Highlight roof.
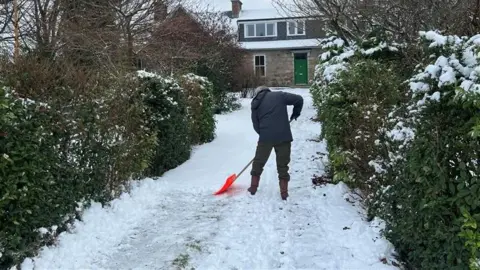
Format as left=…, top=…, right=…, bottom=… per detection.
left=227, top=8, right=306, bottom=21
left=236, top=9, right=285, bottom=21
left=239, top=39, right=321, bottom=50
left=222, top=7, right=306, bottom=32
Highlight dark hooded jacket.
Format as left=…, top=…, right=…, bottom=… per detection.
left=251, top=89, right=303, bottom=143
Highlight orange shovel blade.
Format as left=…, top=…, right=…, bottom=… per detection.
left=213, top=174, right=237, bottom=195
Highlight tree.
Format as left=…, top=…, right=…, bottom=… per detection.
left=273, top=0, right=480, bottom=43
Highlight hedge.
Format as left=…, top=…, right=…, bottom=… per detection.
left=310, top=35, right=405, bottom=193
left=311, top=31, right=480, bottom=269
left=0, top=70, right=217, bottom=268
left=137, top=71, right=192, bottom=177
left=0, top=76, right=155, bottom=268
left=178, top=73, right=216, bottom=145
left=377, top=32, right=480, bottom=269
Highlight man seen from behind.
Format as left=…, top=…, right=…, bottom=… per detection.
left=249, top=86, right=303, bottom=200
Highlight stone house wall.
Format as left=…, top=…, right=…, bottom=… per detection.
left=243, top=48, right=322, bottom=87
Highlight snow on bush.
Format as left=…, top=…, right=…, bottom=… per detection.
left=371, top=31, right=480, bottom=269
left=409, top=31, right=480, bottom=110
left=310, top=30, right=480, bottom=269
left=136, top=70, right=192, bottom=177
left=0, top=75, right=157, bottom=268
left=311, top=35, right=402, bottom=114
left=1, top=69, right=215, bottom=269
left=178, top=73, right=216, bottom=145
left=310, top=33, right=404, bottom=189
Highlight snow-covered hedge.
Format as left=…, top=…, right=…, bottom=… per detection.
left=375, top=31, right=480, bottom=269
left=0, top=76, right=155, bottom=268
left=137, top=70, right=191, bottom=176
left=1, top=70, right=217, bottom=268
left=178, top=73, right=216, bottom=145
left=310, top=34, right=404, bottom=192
left=311, top=31, right=480, bottom=269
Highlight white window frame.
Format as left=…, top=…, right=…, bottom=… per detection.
left=253, top=54, right=266, bottom=77
left=287, top=20, right=306, bottom=36
left=244, top=21, right=277, bottom=38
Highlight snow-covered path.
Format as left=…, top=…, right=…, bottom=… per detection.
left=23, top=88, right=398, bottom=270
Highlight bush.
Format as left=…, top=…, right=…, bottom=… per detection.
left=315, top=59, right=405, bottom=192
left=0, top=57, right=215, bottom=268
left=137, top=71, right=191, bottom=176
left=0, top=86, right=61, bottom=267
left=375, top=31, right=480, bottom=269
left=311, top=31, right=480, bottom=269
left=310, top=35, right=405, bottom=193
left=194, top=60, right=242, bottom=114
left=178, top=73, right=216, bottom=145
left=0, top=73, right=155, bottom=268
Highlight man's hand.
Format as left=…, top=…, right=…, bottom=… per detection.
left=290, top=113, right=300, bottom=121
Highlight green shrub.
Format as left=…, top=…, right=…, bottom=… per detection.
left=310, top=35, right=405, bottom=193
left=0, top=59, right=217, bottom=268
left=194, top=59, right=242, bottom=114
left=178, top=73, right=216, bottom=145
left=0, top=86, right=62, bottom=267
left=137, top=71, right=191, bottom=176
left=0, top=73, right=155, bottom=268
left=375, top=31, right=480, bottom=269
left=213, top=92, right=241, bottom=114
left=318, top=60, right=404, bottom=192
left=311, top=31, right=480, bottom=270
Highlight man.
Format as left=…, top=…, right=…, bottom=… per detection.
left=249, top=86, right=303, bottom=200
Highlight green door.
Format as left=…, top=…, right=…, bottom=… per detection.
left=294, top=53, right=308, bottom=85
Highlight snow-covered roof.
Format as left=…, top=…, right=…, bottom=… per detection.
left=236, top=9, right=284, bottom=21
left=239, top=38, right=321, bottom=50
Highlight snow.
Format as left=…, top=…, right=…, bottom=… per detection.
left=20, top=258, right=34, bottom=270
left=235, top=7, right=304, bottom=21
left=369, top=160, right=386, bottom=174
left=22, top=88, right=398, bottom=270
left=438, top=66, right=456, bottom=86
left=323, top=63, right=347, bottom=82
left=421, top=31, right=447, bottom=47
left=197, top=0, right=276, bottom=12
left=409, top=82, right=430, bottom=93
left=361, top=42, right=399, bottom=55
left=237, top=9, right=284, bottom=20
left=430, top=91, right=441, bottom=101
left=408, top=32, right=480, bottom=101
left=387, top=121, right=415, bottom=143
left=240, top=38, right=321, bottom=50
left=37, top=228, right=49, bottom=236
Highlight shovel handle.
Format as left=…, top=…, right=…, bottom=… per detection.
left=237, top=158, right=254, bottom=178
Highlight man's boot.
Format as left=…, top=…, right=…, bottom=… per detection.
left=248, top=175, right=260, bottom=195
left=279, top=179, right=288, bottom=200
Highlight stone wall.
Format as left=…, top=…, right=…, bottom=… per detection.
left=244, top=48, right=322, bottom=87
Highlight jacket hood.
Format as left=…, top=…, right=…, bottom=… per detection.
left=251, top=88, right=271, bottom=109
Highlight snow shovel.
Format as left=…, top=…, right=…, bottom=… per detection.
left=213, top=158, right=254, bottom=195
left=213, top=119, right=294, bottom=195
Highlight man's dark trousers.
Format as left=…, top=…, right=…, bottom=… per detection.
left=251, top=141, right=291, bottom=181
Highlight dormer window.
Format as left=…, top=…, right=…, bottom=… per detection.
left=287, top=20, right=305, bottom=36
left=244, top=22, right=276, bottom=38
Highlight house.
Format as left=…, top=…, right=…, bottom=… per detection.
left=224, top=0, right=326, bottom=86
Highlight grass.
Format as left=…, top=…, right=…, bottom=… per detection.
left=172, top=253, right=190, bottom=269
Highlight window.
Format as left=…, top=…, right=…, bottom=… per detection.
left=287, top=20, right=306, bottom=36
left=256, top=23, right=265, bottom=36
left=254, top=55, right=266, bottom=77
left=266, top=23, right=275, bottom=36
left=246, top=24, right=255, bottom=37
left=244, top=22, right=276, bottom=38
